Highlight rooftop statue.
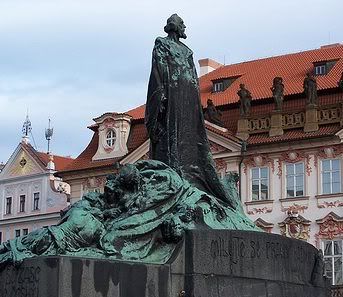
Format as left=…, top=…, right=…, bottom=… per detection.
left=303, top=72, right=318, bottom=106
left=271, top=77, right=284, bottom=111
left=237, top=83, right=252, bottom=117
left=0, top=15, right=259, bottom=269
left=204, top=99, right=224, bottom=127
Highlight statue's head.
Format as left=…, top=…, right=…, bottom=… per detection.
left=164, top=14, right=187, bottom=39
left=117, top=164, right=142, bottom=192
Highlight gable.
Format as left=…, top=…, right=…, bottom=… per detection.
left=0, top=145, right=46, bottom=180
left=120, top=127, right=242, bottom=166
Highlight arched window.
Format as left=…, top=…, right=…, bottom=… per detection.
left=106, top=130, right=116, bottom=147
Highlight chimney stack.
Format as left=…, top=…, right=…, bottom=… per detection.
left=198, top=58, right=222, bottom=76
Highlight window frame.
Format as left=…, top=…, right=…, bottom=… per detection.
left=251, top=167, right=269, bottom=201
left=23, top=228, right=29, bottom=236
left=285, top=162, right=305, bottom=198
left=19, top=194, right=26, bottom=212
left=5, top=196, right=12, bottom=215
left=33, top=192, right=40, bottom=210
left=321, top=159, right=342, bottom=195
left=105, top=129, right=116, bottom=147
left=315, top=64, right=327, bottom=75
left=322, top=239, right=343, bottom=285
left=213, top=81, right=224, bottom=93
left=15, top=229, right=21, bottom=238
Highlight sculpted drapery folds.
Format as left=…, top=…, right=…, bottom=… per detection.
left=145, top=14, right=234, bottom=207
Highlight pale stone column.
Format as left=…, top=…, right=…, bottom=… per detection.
left=236, top=118, right=249, bottom=141
left=304, top=105, right=319, bottom=132
left=269, top=111, right=284, bottom=137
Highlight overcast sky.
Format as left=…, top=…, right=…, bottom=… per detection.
left=0, top=0, right=342, bottom=163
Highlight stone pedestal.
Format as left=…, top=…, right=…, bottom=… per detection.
left=269, top=111, right=284, bottom=137
left=304, top=105, right=319, bottom=132
left=236, top=118, right=250, bottom=140
left=0, top=230, right=329, bottom=297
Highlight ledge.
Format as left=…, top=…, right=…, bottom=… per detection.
left=279, top=196, right=310, bottom=202
left=315, top=193, right=343, bottom=199
left=245, top=199, right=274, bottom=206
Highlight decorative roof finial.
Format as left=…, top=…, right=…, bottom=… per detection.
left=45, top=119, right=54, bottom=154
left=22, top=112, right=32, bottom=144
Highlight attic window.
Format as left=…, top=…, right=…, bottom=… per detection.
left=315, top=64, right=326, bottom=75
left=106, top=130, right=116, bottom=147
left=213, top=81, right=224, bottom=92
left=212, top=76, right=241, bottom=93
left=313, top=60, right=338, bottom=76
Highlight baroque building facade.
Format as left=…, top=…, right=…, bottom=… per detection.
left=58, top=43, right=343, bottom=286
left=0, top=138, right=73, bottom=243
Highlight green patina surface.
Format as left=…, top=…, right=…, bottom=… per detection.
left=0, top=160, right=260, bottom=267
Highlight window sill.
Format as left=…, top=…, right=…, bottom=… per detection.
left=245, top=199, right=274, bottom=206
left=279, top=196, right=309, bottom=202
left=316, top=193, right=343, bottom=199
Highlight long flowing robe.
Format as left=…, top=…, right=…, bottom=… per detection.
left=145, top=36, right=234, bottom=208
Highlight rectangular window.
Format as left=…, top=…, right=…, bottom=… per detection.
left=0, top=232, right=2, bottom=244
left=23, top=229, right=29, bottom=236
left=251, top=167, right=269, bottom=200
left=5, top=197, right=12, bottom=214
left=322, top=159, right=341, bottom=194
left=286, top=163, right=304, bottom=197
left=33, top=192, right=40, bottom=210
left=315, top=64, right=326, bottom=75
left=213, top=81, right=224, bottom=92
left=15, top=230, right=21, bottom=238
left=323, top=239, right=343, bottom=285
left=19, top=195, right=26, bottom=212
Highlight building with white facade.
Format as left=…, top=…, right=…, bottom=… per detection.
left=0, top=135, right=73, bottom=243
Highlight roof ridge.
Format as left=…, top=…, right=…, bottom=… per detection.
left=202, top=44, right=343, bottom=78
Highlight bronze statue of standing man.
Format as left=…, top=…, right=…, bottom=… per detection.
left=145, top=14, right=235, bottom=207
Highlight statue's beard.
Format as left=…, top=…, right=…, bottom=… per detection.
left=178, top=31, right=187, bottom=39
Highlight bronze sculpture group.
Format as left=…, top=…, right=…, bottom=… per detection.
left=0, top=14, right=258, bottom=268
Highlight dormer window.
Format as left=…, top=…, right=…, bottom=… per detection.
left=212, top=76, right=241, bottom=93
left=315, top=64, right=326, bottom=75
left=213, top=81, right=224, bottom=92
left=106, top=130, right=116, bottom=147
left=313, top=60, right=338, bottom=76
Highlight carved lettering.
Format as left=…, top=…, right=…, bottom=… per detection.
left=0, top=266, right=40, bottom=297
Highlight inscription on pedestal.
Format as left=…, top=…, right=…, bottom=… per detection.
left=0, top=265, right=41, bottom=297
left=187, top=230, right=317, bottom=285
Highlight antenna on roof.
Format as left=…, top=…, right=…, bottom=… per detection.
left=45, top=118, right=54, bottom=154
left=223, top=55, right=226, bottom=66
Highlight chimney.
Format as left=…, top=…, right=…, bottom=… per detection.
left=198, top=58, right=223, bottom=76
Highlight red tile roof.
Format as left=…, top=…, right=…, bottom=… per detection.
left=59, top=121, right=148, bottom=173
left=125, top=44, right=343, bottom=120
left=36, top=152, right=74, bottom=171
left=22, top=143, right=74, bottom=171
left=58, top=45, right=343, bottom=174
left=248, top=125, right=342, bottom=145
left=200, top=44, right=343, bottom=107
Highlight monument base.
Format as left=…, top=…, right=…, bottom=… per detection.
left=0, top=230, right=329, bottom=297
